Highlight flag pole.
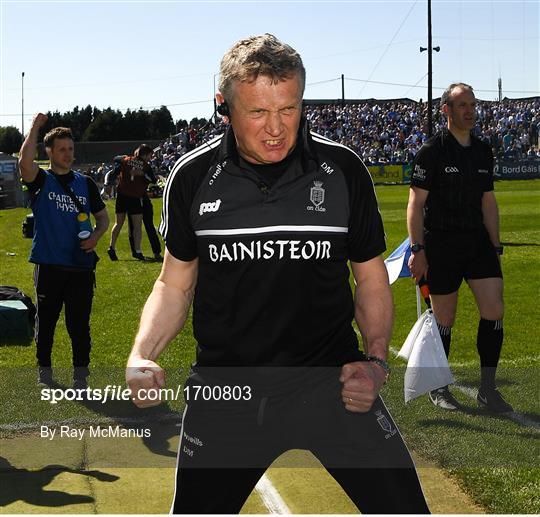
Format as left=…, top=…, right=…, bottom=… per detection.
left=416, top=284, right=422, bottom=319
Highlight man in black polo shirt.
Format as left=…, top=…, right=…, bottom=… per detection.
left=407, top=83, right=512, bottom=413
left=126, top=34, right=429, bottom=514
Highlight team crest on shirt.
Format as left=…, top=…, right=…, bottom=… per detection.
left=444, top=166, right=460, bottom=174
left=307, top=181, right=326, bottom=212
left=375, top=410, right=397, bottom=439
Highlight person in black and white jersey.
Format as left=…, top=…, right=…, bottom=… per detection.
left=126, top=34, right=429, bottom=514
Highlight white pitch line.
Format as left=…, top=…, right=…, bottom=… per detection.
left=453, top=384, right=477, bottom=399
left=255, top=474, right=291, bottom=514
left=453, top=383, right=540, bottom=430
left=390, top=344, right=540, bottom=431
left=390, top=343, right=539, bottom=367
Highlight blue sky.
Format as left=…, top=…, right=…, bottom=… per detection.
left=1, top=0, right=538, bottom=134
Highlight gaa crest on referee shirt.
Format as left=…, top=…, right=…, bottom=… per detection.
left=307, top=181, right=326, bottom=212
left=375, top=410, right=397, bottom=439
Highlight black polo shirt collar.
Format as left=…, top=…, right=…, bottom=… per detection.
left=442, top=128, right=481, bottom=150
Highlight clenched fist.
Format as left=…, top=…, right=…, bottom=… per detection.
left=32, top=112, right=48, bottom=129
left=126, top=356, right=166, bottom=408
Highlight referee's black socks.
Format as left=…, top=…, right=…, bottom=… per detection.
left=477, top=318, right=503, bottom=390
left=436, top=323, right=452, bottom=358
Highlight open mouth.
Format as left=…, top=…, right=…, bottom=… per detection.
left=265, top=139, right=283, bottom=146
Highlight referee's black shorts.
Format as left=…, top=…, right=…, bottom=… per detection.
left=115, top=193, right=143, bottom=215
left=425, top=227, right=502, bottom=295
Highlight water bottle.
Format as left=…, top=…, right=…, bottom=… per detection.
left=77, top=213, right=93, bottom=241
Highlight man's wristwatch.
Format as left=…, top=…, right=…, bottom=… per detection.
left=494, top=245, right=503, bottom=255
left=366, top=355, right=391, bottom=383
left=411, top=242, right=425, bottom=253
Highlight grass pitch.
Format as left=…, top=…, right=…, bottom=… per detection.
left=0, top=179, right=538, bottom=513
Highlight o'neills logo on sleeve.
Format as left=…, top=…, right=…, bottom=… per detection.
left=412, top=164, right=426, bottom=180
left=208, top=239, right=331, bottom=262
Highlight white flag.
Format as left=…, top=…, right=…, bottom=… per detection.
left=398, top=310, right=454, bottom=403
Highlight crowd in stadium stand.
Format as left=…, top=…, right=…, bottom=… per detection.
left=475, top=99, right=540, bottom=161
left=89, top=98, right=539, bottom=184
left=304, top=98, right=540, bottom=165
left=306, top=101, right=425, bottom=165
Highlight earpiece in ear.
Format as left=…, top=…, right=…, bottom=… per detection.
left=217, top=102, right=230, bottom=118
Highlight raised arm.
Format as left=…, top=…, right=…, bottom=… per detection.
left=19, top=113, right=48, bottom=183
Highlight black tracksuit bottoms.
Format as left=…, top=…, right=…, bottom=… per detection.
left=33, top=264, right=94, bottom=368
left=171, top=370, right=430, bottom=514
left=128, top=195, right=161, bottom=256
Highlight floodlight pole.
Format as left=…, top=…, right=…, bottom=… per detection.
left=420, top=0, right=440, bottom=137
left=427, top=0, right=433, bottom=137
left=213, top=73, right=219, bottom=124
left=21, top=72, right=25, bottom=137
left=341, top=74, right=345, bottom=107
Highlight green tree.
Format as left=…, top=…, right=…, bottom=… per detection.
left=118, top=109, right=148, bottom=140
left=189, top=117, right=208, bottom=129
left=0, top=126, right=23, bottom=154
left=148, top=106, right=175, bottom=139
left=82, top=108, right=123, bottom=141
left=32, top=104, right=188, bottom=142
left=175, top=119, right=188, bottom=131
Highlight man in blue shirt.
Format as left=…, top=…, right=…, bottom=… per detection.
left=19, top=113, right=109, bottom=388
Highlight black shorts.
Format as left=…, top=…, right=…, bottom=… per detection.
left=425, top=228, right=502, bottom=295
left=115, top=193, right=143, bottom=215
left=171, top=368, right=429, bottom=514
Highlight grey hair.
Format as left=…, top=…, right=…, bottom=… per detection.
left=218, top=33, right=305, bottom=105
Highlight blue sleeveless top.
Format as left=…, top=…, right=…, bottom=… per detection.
left=30, top=169, right=95, bottom=269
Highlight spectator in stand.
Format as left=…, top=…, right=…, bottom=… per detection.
left=502, top=131, right=513, bottom=151
left=153, top=98, right=538, bottom=171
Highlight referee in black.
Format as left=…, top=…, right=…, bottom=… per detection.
left=407, top=82, right=512, bottom=413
